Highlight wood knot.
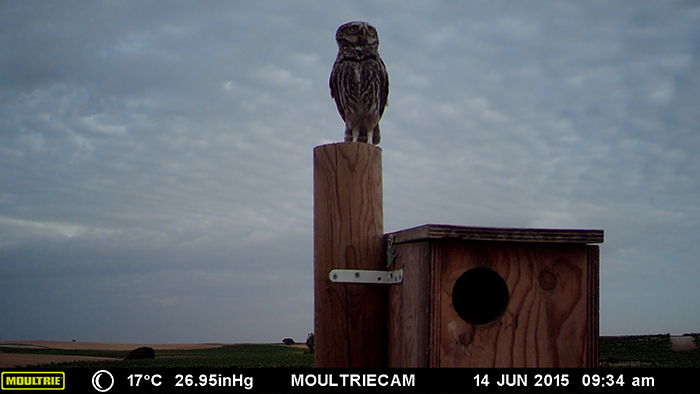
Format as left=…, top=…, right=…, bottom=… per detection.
left=539, top=270, right=557, bottom=291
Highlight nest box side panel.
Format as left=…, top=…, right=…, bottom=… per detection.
left=586, top=245, right=600, bottom=367
left=387, top=241, right=431, bottom=367
left=436, top=240, right=592, bottom=367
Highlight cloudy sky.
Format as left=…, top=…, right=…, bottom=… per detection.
left=1, top=1, right=699, bottom=344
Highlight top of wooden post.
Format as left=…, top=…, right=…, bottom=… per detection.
left=386, top=224, right=604, bottom=245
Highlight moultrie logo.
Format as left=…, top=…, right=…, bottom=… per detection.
left=1, top=371, right=65, bottom=390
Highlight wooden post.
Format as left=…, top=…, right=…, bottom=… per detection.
left=313, top=143, right=385, bottom=367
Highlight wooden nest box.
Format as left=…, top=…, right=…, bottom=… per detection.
left=385, top=224, right=603, bottom=368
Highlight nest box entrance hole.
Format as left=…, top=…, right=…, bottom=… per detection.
left=452, top=267, right=509, bottom=325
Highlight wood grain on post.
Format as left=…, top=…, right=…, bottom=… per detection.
left=313, top=142, right=385, bottom=367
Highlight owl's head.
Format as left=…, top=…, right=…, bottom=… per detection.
left=335, top=21, right=379, bottom=50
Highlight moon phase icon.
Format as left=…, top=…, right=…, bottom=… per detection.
left=92, top=370, right=114, bottom=392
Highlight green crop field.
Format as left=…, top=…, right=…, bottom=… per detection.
left=2, top=334, right=698, bottom=368
left=1, top=344, right=314, bottom=368
left=599, top=334, right=700, bottom=368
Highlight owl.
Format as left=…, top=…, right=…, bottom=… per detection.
left=330, top=21, right=389, bottom=145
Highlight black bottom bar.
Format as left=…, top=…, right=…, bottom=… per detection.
left=1, top=368, right=693, bottom=393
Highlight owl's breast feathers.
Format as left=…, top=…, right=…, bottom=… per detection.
left=329, top=53, right=389, bottom=121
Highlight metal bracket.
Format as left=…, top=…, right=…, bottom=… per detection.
left=329, top=269, right=403, bottom=284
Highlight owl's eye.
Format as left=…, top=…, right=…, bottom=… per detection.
left=349, top=25, right=359, bottom=32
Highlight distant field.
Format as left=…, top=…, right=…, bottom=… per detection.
left=599, top=334, right=700, bottom=368
left=0, top=343, right=313, bottom=368
left=1, top=334, right=698, bottom=368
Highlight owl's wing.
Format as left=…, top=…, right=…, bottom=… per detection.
left=377, top=57, right=389, bottom=119
left=329, top=60, right=350, bottom=122
left=329, top=63, right=338, bottom=100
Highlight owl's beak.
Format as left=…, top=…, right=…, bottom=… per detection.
left=360, top=26, right=368, bottom=36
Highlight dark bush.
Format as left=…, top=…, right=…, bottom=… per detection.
left=125, top=347, right=156, bottom=360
